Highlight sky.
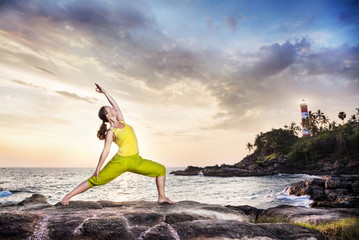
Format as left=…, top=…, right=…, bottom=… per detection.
left=0, top=0, right=358, bottom=168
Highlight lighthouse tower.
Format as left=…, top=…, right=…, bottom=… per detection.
left=300, top=99, right=310, bottom=137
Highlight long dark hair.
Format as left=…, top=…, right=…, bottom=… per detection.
left=97, top=106, right=108, bottom=140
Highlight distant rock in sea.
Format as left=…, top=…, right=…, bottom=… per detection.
left=1, top=193, right=358, bottom=239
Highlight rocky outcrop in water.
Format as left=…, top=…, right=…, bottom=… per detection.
left=170, top=155, right=316, bottom=177
left=170, top=151, right=359, bottom=177
left=286, top=174, right=359, bottom=208
left=1, top=194, right=358, bottom=239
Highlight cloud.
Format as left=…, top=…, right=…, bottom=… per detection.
left=206, top=16, right=220, bottom=33
left=204, top=38, right=359, bottom=130
left=252, top=41, right=297, bottom=77
left=0, top=0, right=153, bottom=30
left=297, top=44, right=359, bottom=80
left=223, top=16, right=237, bottom=32
left=10, top=79, right=98, bottom=104
left=56, top=91, right=98, bottom=104
left=11, top=79, right=47, bottom=90
left=1, top=1, right=358, bottom=132
left=33, top=66, right=56, bottom=76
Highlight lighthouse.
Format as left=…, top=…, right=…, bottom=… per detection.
left=300, top=99, right=310, bottom=137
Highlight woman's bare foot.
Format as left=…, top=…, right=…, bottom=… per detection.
left=158, top=196, right=175, bottom=204
left=60, top=195, right=70, bottom=205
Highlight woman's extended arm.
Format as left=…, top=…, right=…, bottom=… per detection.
left=95, top=83, right=124, bottom=121
left=92, top=130, right=114, bottom=179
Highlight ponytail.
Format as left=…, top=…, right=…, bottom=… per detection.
left=97, top=106, right=108, bottom=140
left=97, top=121, right=107, bottom=140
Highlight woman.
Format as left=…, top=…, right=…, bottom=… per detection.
left=61, top=83, right=174, bottom=205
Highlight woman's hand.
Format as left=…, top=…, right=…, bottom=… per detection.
left=95, top=83, right=105, bottom=94
left=92, top=168, right=100, bottom=179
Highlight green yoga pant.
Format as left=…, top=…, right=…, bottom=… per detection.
left=87, top=153, right=166, bottom=187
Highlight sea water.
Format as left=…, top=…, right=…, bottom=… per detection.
left=0, top=168, right=322, bottom=209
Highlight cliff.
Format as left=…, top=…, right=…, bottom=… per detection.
left=1, top=194, right=358, bottom=239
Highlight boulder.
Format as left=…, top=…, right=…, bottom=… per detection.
left=18, top=193, right=52, bottom=210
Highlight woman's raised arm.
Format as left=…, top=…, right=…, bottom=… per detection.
left=95, top=83, right=124, bottom=121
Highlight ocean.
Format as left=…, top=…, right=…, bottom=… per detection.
left=0, top=168, right=322, bottom=209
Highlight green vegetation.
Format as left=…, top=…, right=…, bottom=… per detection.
left=246, top=108, right=359, bottom=168
left=256, top=216, right=359, bottom=240
left=296, top=217, right=359, bottom=240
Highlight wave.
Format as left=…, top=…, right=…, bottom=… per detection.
left=276, top=173, right=322, bottom=179
left=265, top=191, right=313, bottom=208
left=0, top=190, right=13, bottom=198
left=0, top=187, right=35, bottom=199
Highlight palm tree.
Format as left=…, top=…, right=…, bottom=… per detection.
left=338, top=111, right=346, bottom=125
left=246, top=142, right=254, bottom=155
left=349, top=114, right=356, bottom=123
left=315, top=109, right=329, bottom=131
left=329, top=121, right=338, bottom=130
left=289, top=122, right=301, bottom=136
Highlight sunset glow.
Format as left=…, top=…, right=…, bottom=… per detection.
left=0, top=0, right=358, bottom=167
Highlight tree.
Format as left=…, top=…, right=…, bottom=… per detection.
left=338, top=111, right=346, bottom=125
left=302, top=110, right=319, bottom=136
left=289, top=122, right=301, bottom=136
left=246, top=142, right=254, bottom=155
left=328, top=121, right=338, bottom=131
left=349, top=114, right=357, bottom=123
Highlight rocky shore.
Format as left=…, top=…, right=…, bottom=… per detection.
left=170, top=153, right=359, bottom=177
left=286, top=174, right=359, bottom=208
left=1, top=194, right=359, bottom=239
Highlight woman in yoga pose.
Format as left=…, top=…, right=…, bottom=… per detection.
left=61, top=83, right=174, bottom=205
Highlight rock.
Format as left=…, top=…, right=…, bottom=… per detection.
left=81, top=217, right=134, bottom=239
left=124, top=212, right=163, bottom=226
left=352, top=180, right=359, bottom=193
left=325, top=188, right=338, bottom=201
left=203, top=167, right=257, bottom=177
left=172, top=220, right=324, bottom=240
left=258, top=204, right=359, bottom=224
left=54, top=200, right=103, bottom=209
left=18, top=193, right=48, bottom=206
left=165, top=213, right=206, bottom=224
left=170, top=166, right=203, bottom=176
left=0, top=194, right=339, bottom=240
left=226, top=205, right=264, bottom=222
left=308, top=185, right=325, bottom=200
left=0, top=212, right=42, bottom=239
left=325, top=176, right=342, bottom=188
left=306, top=178, right=325, bottom=187
left=256, top=222, right=324, bottom=240
left=142, top=223, right=177, bottom=240
left=18, top=193, right=52, bottom=210
left=287, top=175, right=359, bottom=208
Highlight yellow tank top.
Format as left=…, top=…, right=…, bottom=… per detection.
left=110, top=121, right=139, bottom=156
